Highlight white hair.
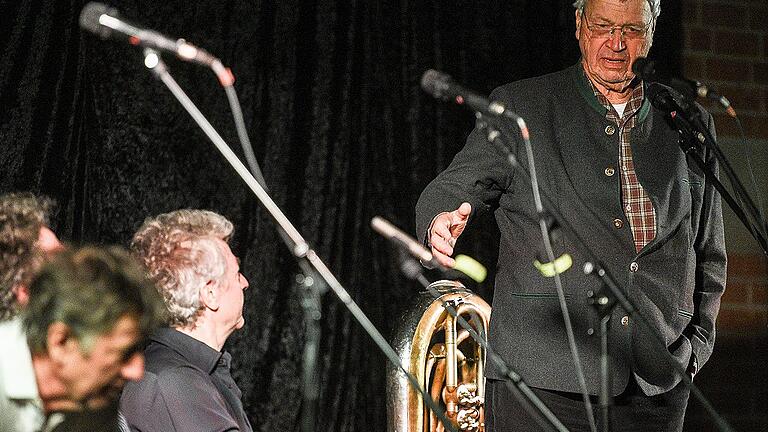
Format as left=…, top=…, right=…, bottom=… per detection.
left=573, top=0, right=661, bottom=20
left=131, top=210, right=233, bottom=327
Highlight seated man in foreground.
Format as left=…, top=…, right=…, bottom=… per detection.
left=0, top=246, right=165, bottom=432
left=120, top=209, right=253, bottom=432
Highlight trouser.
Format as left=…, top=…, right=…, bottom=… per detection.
left=485, top=376, right=690, bottom=432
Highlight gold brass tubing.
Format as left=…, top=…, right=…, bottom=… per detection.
left=430, top=357, right=447, bottom=431
left=444, top=311, right=458, bottom=392
left=385, top=281, right=491, bottom=432
left=456, top=303, right=487, bottom=403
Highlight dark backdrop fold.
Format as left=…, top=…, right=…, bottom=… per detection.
left=0, top=0, right=680, bottom=430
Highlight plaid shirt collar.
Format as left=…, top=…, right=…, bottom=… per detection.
left=581, top=68, right=656, bottom=253
left=584, top=73, right=644, bottom=126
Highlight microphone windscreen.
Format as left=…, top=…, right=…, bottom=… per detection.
left=453, top=254, right=487, bottom=283
left=79, top=2, right=116, bottom=38
left=631, top=57, right=655, bottom=80
left=645, top=82, right=669, bottom=102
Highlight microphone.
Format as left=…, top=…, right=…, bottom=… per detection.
left=79, top=2, right=232, bottom=84
left=645, top=82, right=692, bottom=115
left=370, top=216, right=487, bottom=283
left=632, top=58, right=735, bottom=117
left=421, top=69, right=520, bottom=121
left=645, top=83, right=708, bottom=147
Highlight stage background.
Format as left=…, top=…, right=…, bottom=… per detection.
left=2, top=0, right=765, bottom=431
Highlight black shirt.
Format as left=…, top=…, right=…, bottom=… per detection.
left=49, top=401, right=123, bottom=432
left=119, top=328, right=253, bottom=432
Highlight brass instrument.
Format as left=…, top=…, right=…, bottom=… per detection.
left=387, top=280, right=492, bottom=432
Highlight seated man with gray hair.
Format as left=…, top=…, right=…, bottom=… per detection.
left=0, top=246, right=165, bottom=432
left=119, top=210, right=253, bottom=432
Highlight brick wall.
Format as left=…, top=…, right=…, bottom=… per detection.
left=718, top=254, right=768, bottom=334
left=683, top=0, right=768, bottom=140
left=683, top=0, right=768, bottom=334
left=681, top=1, right=768, bottom=431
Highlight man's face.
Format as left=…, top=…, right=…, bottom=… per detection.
left=55, top=314, right=144, bottom=409
left=575, top=0, right=655, bottom=95
left=214, top=239, right=248, bottom=333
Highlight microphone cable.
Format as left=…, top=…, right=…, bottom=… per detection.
left=732, top=114, right=768, bottom=237
left=210, top=62, right=270, bottom=192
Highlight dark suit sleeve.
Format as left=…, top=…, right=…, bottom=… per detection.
left=687, top=112, right=727, bottom=374
left=415, top=88, right=518, bottom=242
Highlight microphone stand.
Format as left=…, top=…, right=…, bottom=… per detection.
left=586, top=272, right=616, bottom=432
left=296, top=272, right=322, bottom=432
left=651, top=87, right=768, bottom=255
left=139, top=49, right=459, bottom=432
left=478, top=115, right=737, bottom=432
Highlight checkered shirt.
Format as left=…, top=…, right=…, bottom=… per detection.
left=589, top=80, right=657, bottom=252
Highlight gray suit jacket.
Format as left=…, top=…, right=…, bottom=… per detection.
left=415, top=63, right=726, bottom=396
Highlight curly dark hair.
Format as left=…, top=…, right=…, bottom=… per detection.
left=0, top=192, right=54, bottom=320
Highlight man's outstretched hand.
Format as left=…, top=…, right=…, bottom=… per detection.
left=428, top=202, right=472, bottom=267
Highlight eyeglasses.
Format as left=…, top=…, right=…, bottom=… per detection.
left=581, top=13, right=651, bottom=40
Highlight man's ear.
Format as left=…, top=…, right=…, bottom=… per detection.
left=47, top=322, right=79, bottom=361
left=11, top=284, right=30, bottom=307
left=200, top=280, right=220, bottom=311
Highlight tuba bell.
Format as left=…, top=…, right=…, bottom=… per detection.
left=387, top=280, right=492, bottom=432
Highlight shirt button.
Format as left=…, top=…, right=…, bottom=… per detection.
left=604, top=167, right=615, bottom=176
left=630, top=261, right=639, bottom=272
left=612, top=218, right=623, bottom=229
left=605, top=125, right=616, bottom=136
left=621, top=315, right=629, bottom=326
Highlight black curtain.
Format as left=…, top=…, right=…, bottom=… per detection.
left=0, top=0, right=680, bottom=430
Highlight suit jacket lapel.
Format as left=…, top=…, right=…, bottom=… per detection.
left=553, top=67, right=624, bottom=222
left=552, top=66, right=691, bottom=250
left=632, top=110, right=692, bottom=248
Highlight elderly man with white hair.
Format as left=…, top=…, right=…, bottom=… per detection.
left=119, top=210, right=253, bottom=432
left=416, top=0, right=725, bottom=430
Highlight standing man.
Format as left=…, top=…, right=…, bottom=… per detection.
left=416, top=0, right=726, bottom=430
left=0, top=192, right=63, bottom=320
left=120, top=210, right=253, bottom=432
left=0, top=246, right=166, bottom=432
